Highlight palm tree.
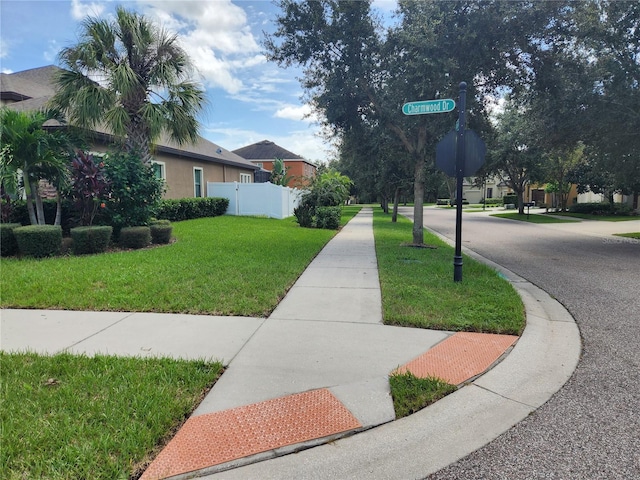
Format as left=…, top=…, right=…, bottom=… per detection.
left=50, top=6, right=206, bottom=165
left=0, top=109, right=73, bottom=225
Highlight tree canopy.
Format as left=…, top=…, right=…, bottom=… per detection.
left=51, top=6, right=206, bottom=165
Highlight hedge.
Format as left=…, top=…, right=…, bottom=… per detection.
left=150, top=220, right=173, bottom=244
left=1, top=223, right=22, bottom=256
left=316, top=206, right=341, bottom=229
left=14, top=225, right=62, bottom=258
left=156, top=197, right=229, bottom=222
left=118, top=226, right=151, bottom=249
left=568, top=202, right=634, bottom=216
left=71, top=226, right=113, bottom=255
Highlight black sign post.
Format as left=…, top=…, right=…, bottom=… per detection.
left=435, top=82, right=486, bottom=282
left=453, top=82, right=467, bottom=282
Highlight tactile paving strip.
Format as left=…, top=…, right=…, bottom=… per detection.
left=140, top=388, right=361, bottom=480
left=395, top=331, right=518, bottom=385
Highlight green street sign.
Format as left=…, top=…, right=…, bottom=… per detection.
left=402, top=99, right=456, bottom=115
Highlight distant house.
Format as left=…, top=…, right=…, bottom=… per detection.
left=1, top=66, right=259, bottom=199
left=233, top=140, right=317, bottom=187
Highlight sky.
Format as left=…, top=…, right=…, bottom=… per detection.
left=0, top=0, right=397, bottom=163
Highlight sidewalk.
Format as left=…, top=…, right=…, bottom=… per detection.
left=0, top=208, right=581, bottom=479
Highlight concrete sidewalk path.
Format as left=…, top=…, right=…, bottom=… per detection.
left=0, top=208, right=581, bottom=480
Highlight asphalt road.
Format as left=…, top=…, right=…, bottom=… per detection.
left=398, top=206, right=640, bottom=480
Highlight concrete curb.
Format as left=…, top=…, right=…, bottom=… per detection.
left=200, top=233, right=582, bottom=479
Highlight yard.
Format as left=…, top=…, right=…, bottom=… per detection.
left=1, top=206, right=524, bottom=479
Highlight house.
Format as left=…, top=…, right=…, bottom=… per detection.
left=1, top=66, right=259, bottom=199
left=232, top=140, right=317, bottom=187
left=461, top=175, right=511, bottom=203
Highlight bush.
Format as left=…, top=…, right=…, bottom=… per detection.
left=568, top=202, right=634, bottom=216
left=315, top=206, right=341, bottom=229
left=1, top=223, right=22, bottom=256
left=8, top=199, right=75, bottom=233
left=70, top=226, right=113, bottom=255
left=156, top=197, right=229, bottom=222
left=118, top=226, right=151, bottom=249
left=293, top=200, right=315, bottom=228
left=503, top=194, right=518, bottom=206
left=103, top=151, right=164, bottom=230
left=67, top=151, right=110, bottom=226
left=150, top=221, right=173, bottom=244
left=483, top=198, right=503, bottom=206
left=14, top=225, right=62, bottom=258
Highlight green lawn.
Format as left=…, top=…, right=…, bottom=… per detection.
left=374, top=210, right=525, bottom=335
left=1, top=205, right=525, bottom=477
left=491, top=212, right=577, bottom=224
left=1, top=352, right=223, bottom=480
left=551, top=212, right=639, bottom=222
left=1, top=210, right=358, bottom=316
left=614, top=232, right=640, bottom=240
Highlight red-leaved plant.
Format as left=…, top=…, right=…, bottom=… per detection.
left=68, top=151, right=110, bottom=226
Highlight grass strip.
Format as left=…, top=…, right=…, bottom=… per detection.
left=552, top=212, right=639, bottom=222
left=389, top=372, right=457, bottom=418
left=1, top=208, right=360, bottom=317
left=374, top=209, right=524, bottom=334
left=490, top=212, right=576, bottom=224
left=614, top=232, right=640, bottom=239
left=0, top=352, right=223, bottom=480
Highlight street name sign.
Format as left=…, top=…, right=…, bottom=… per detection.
left=402, top=99, right=455, bottom=115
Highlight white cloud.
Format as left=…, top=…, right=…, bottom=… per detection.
left=274, top=104, right=319, bottom=123
left=71, top=0, right=106, bottom=20
left=139, top=0, right=262, bottom=94
left=0, top=38, right=9, bottom=59
left=43, top=40, right=60, bottom=63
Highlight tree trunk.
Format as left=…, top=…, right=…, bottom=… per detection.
left=517, top=189, right=525, bottom=214
left=34, top=189, right=46, bottom=225
left=23, top=179, right=39, bottom=225
left=392, top=186, right=400, bottom=223
left=632, top=191, right=638, bottom=211
left=126, top=120, right=153, bottom=164
left=412, top=160, right=425, bottom=245
left=380, top=195, right=388, bottom=214
left=54, top=192, right=63, bottom=226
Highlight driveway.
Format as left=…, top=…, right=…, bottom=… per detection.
left=399, top=207, right=640, bottom=479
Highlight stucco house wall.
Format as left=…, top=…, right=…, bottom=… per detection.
left=1, top=66, right=258, bottom=200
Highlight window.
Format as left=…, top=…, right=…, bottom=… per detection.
left=486, top=187, right=493, bottom=199
left=240, top=173, right=252, bottom=184
left=255, top=162, right=263, bottom=168
left=194, top=168, right=203, bottom=197
left=152, top=161, right=166, bottom=181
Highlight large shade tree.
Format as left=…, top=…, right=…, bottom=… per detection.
left=51, top=6, right=206, bottom=165
left=266, top=0, right=574, bottom=244
left=576, top=0, right=640, bottom=208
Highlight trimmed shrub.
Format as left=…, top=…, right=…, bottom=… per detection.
left=316, top=206, right=341, bottom=229
left=118, top=226, right=151, bottom=249
left=156, top=197, right=229, bottom=222
left=14, top=225, right=62, bottom=258
left=483, top=198, right=503, bottom=206
left=568, top=202, right=634, bottom=216
left=150, top=220, right=173, bottom=244
left=1, top=223, right=22, bottom=256
left=70, top=226, right=113, bottom=255
left=502, top=194, right=518, bottom=206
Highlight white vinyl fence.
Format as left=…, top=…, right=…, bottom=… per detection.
left=207, top=182, right=303, bottom=219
